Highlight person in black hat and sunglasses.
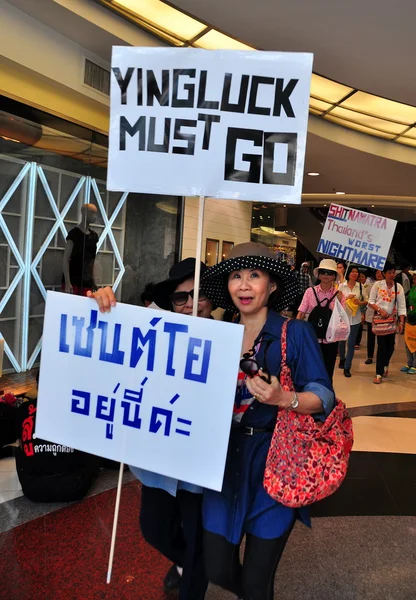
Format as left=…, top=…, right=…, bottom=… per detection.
left=200, top=242, right=334, bottom=600
left=88, top=258, right=212, bottom=600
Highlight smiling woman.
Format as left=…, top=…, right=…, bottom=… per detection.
left=200, top=242, right=335, bottom=600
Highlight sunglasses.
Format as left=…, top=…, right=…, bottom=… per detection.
left=319, top=269, right=336, bottom=276
left=239, top=339, right=272, bottom=384
left=170, top=289, right=208, bottom=306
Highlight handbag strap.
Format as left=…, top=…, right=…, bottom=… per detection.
left=280, top=319, right=295, bottom=392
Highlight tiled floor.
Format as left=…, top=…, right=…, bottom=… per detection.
left=0, top=331, right=415, bottom=599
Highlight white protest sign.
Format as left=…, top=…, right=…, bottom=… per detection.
left=36, top=292, right=243, bottom=491
left=317, top=204, right=397, bottom=270
left=108, top=47, right=313, bottom=204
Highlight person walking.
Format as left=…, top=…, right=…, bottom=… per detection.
left=337, top=261, right=346, bottom=285
left=298, top=262, right=312, bottom=295
left=201, top=242, right=334, bottom=600
left=338, top=266, right=368, bottom=377
left=363, top=270, right=384, bottom=365
left=401, top=271, right=416, bottom=374
left=354, top=271, right=368, bottom=348
left=368, top=262, right=406, bottom=384
left=88, top=258, right=211, bottom=600
left=297, top=258, right=343, bottom=380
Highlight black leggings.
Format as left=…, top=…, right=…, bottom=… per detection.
left=140, top=486, right=208, bottom=600
left=204, top=526, right=293, bottom=600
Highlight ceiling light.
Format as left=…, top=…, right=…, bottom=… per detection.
left=310, top=73, right=353, bottom=104
left=113, top=0, right=206, bottom=40
left=335, top=191, right=346, bottom=195
left=307, top=172, right=320, bottom=177
left=194, top=29, right=254, bottom=50
left=371, top=205, right=375, bottom=208
left=156, top=200, right=178, bottom=214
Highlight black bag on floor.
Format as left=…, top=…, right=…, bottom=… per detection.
left=15, top=397, right=100, bottom=502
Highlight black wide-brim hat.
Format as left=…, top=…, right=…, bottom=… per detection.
left=201, top=242, right=300, bottom=312
left=153, top=258, right=208, bottom=311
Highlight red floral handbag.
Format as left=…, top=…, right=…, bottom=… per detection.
left=263, top=320, right=354, bottom=508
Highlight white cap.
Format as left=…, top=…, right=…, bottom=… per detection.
left=313, top=258, right=340, bottom=282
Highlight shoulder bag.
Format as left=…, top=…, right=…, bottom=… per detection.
left=263, top=319, right=354, bottom=508
left=372, top=283, right=398, bottom=336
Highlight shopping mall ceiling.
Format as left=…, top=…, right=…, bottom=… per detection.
left=4, top=0, right=416, bottom=205
left=170, top=0, right=416, bottom=106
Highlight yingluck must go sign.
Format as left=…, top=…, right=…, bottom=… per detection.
left=36, top=292, right=244, bottom=491
left=107, top=47, right=313, bottom=204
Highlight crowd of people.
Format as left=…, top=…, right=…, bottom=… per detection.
left=90, top=243, right=336, bottom=600
left=296, top=260, right=412, bottom=384
left=5, top=244, right=411, bottom=600
left=88, top=249, right=412, bottom=599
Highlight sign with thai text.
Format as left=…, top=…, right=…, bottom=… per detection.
left=108, top=47, right=313, bottom=204
left=36, top=292, right=243, bottom=491
left=317, top=204, right=397, bottom=270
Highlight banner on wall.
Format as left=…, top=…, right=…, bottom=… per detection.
left=35, top=293, right=243, bottom=491
left=317, top=204, right=397, bottom=270
left=107, top=47, right=313, bottom=204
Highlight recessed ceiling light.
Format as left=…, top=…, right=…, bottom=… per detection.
left=335, top=191, right=346, bottom=195
left=371, top=205, right=375, bottom=208
left=324, top=204, right=327, bottom=207
left=307, top=172, right=320, bottom=176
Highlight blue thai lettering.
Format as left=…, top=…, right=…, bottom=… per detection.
left=184, top=338, right=212, bottom=383
left=98, top=321, right=125, bottom=365
left=59, top=314, right=70, bottom=353
left=71, top=390, right=91, bottom=415
left=73, top=310, right=98, bottom=358
left=149, top=407, right=172, bottom=436
left=121, top=387, right=145, bottom=429
left=175, top=417, right=192, bottom=436
left=95, top=394, right=116, bottom=422
left=130, top=324, right=157, bottom=370
left=164, top=322, right=189, bottom=376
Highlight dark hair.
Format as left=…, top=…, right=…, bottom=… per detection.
left=267, top=273, right=283, bottom=308
left=347, top=265, right=359, bottom=279
left=141, top=282, right=155, bottom=306
left=382, top=262, right=396, bottom=274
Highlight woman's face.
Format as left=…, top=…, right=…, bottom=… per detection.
left=318, top=270, right=336, bottom=285
left=337, top=263, right=345, bottom=275
left=384, top=268, right=396, bottom=284
left=171, top=277, right=212, bottom=318
left=228, top=268, right=276, bottom=316
left=375, top=270, right=384, bottom=281
left=348, top=268, right=359, bottom=282
left=358, top=273, right=366, bottom=284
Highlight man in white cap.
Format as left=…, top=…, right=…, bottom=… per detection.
left=298, top=261, right=312, bottom=295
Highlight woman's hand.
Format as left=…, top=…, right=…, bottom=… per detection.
left=378, top=308, right=389, bottom=319
left=246, top=370, right=285, bottom=407
left=398, top=322, right=404, bottom=334
left=346, top=294, right=356, bottom=300
left=86, top=287, right=116, bottom=313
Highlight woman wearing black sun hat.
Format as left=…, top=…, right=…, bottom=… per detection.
left=200, top=242, right=335, bottom=600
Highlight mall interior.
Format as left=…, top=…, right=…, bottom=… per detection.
left=0, top=0, right=416, bottom=598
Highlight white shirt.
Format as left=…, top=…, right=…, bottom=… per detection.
left=369, top=280, right=407, bottom=317
left=338, top=281, right=368, bottom=326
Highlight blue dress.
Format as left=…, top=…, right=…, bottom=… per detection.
left=202, top=311, right=335, bottom=544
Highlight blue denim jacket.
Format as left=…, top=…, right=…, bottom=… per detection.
left=129, top=466, right=203, bottom=497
